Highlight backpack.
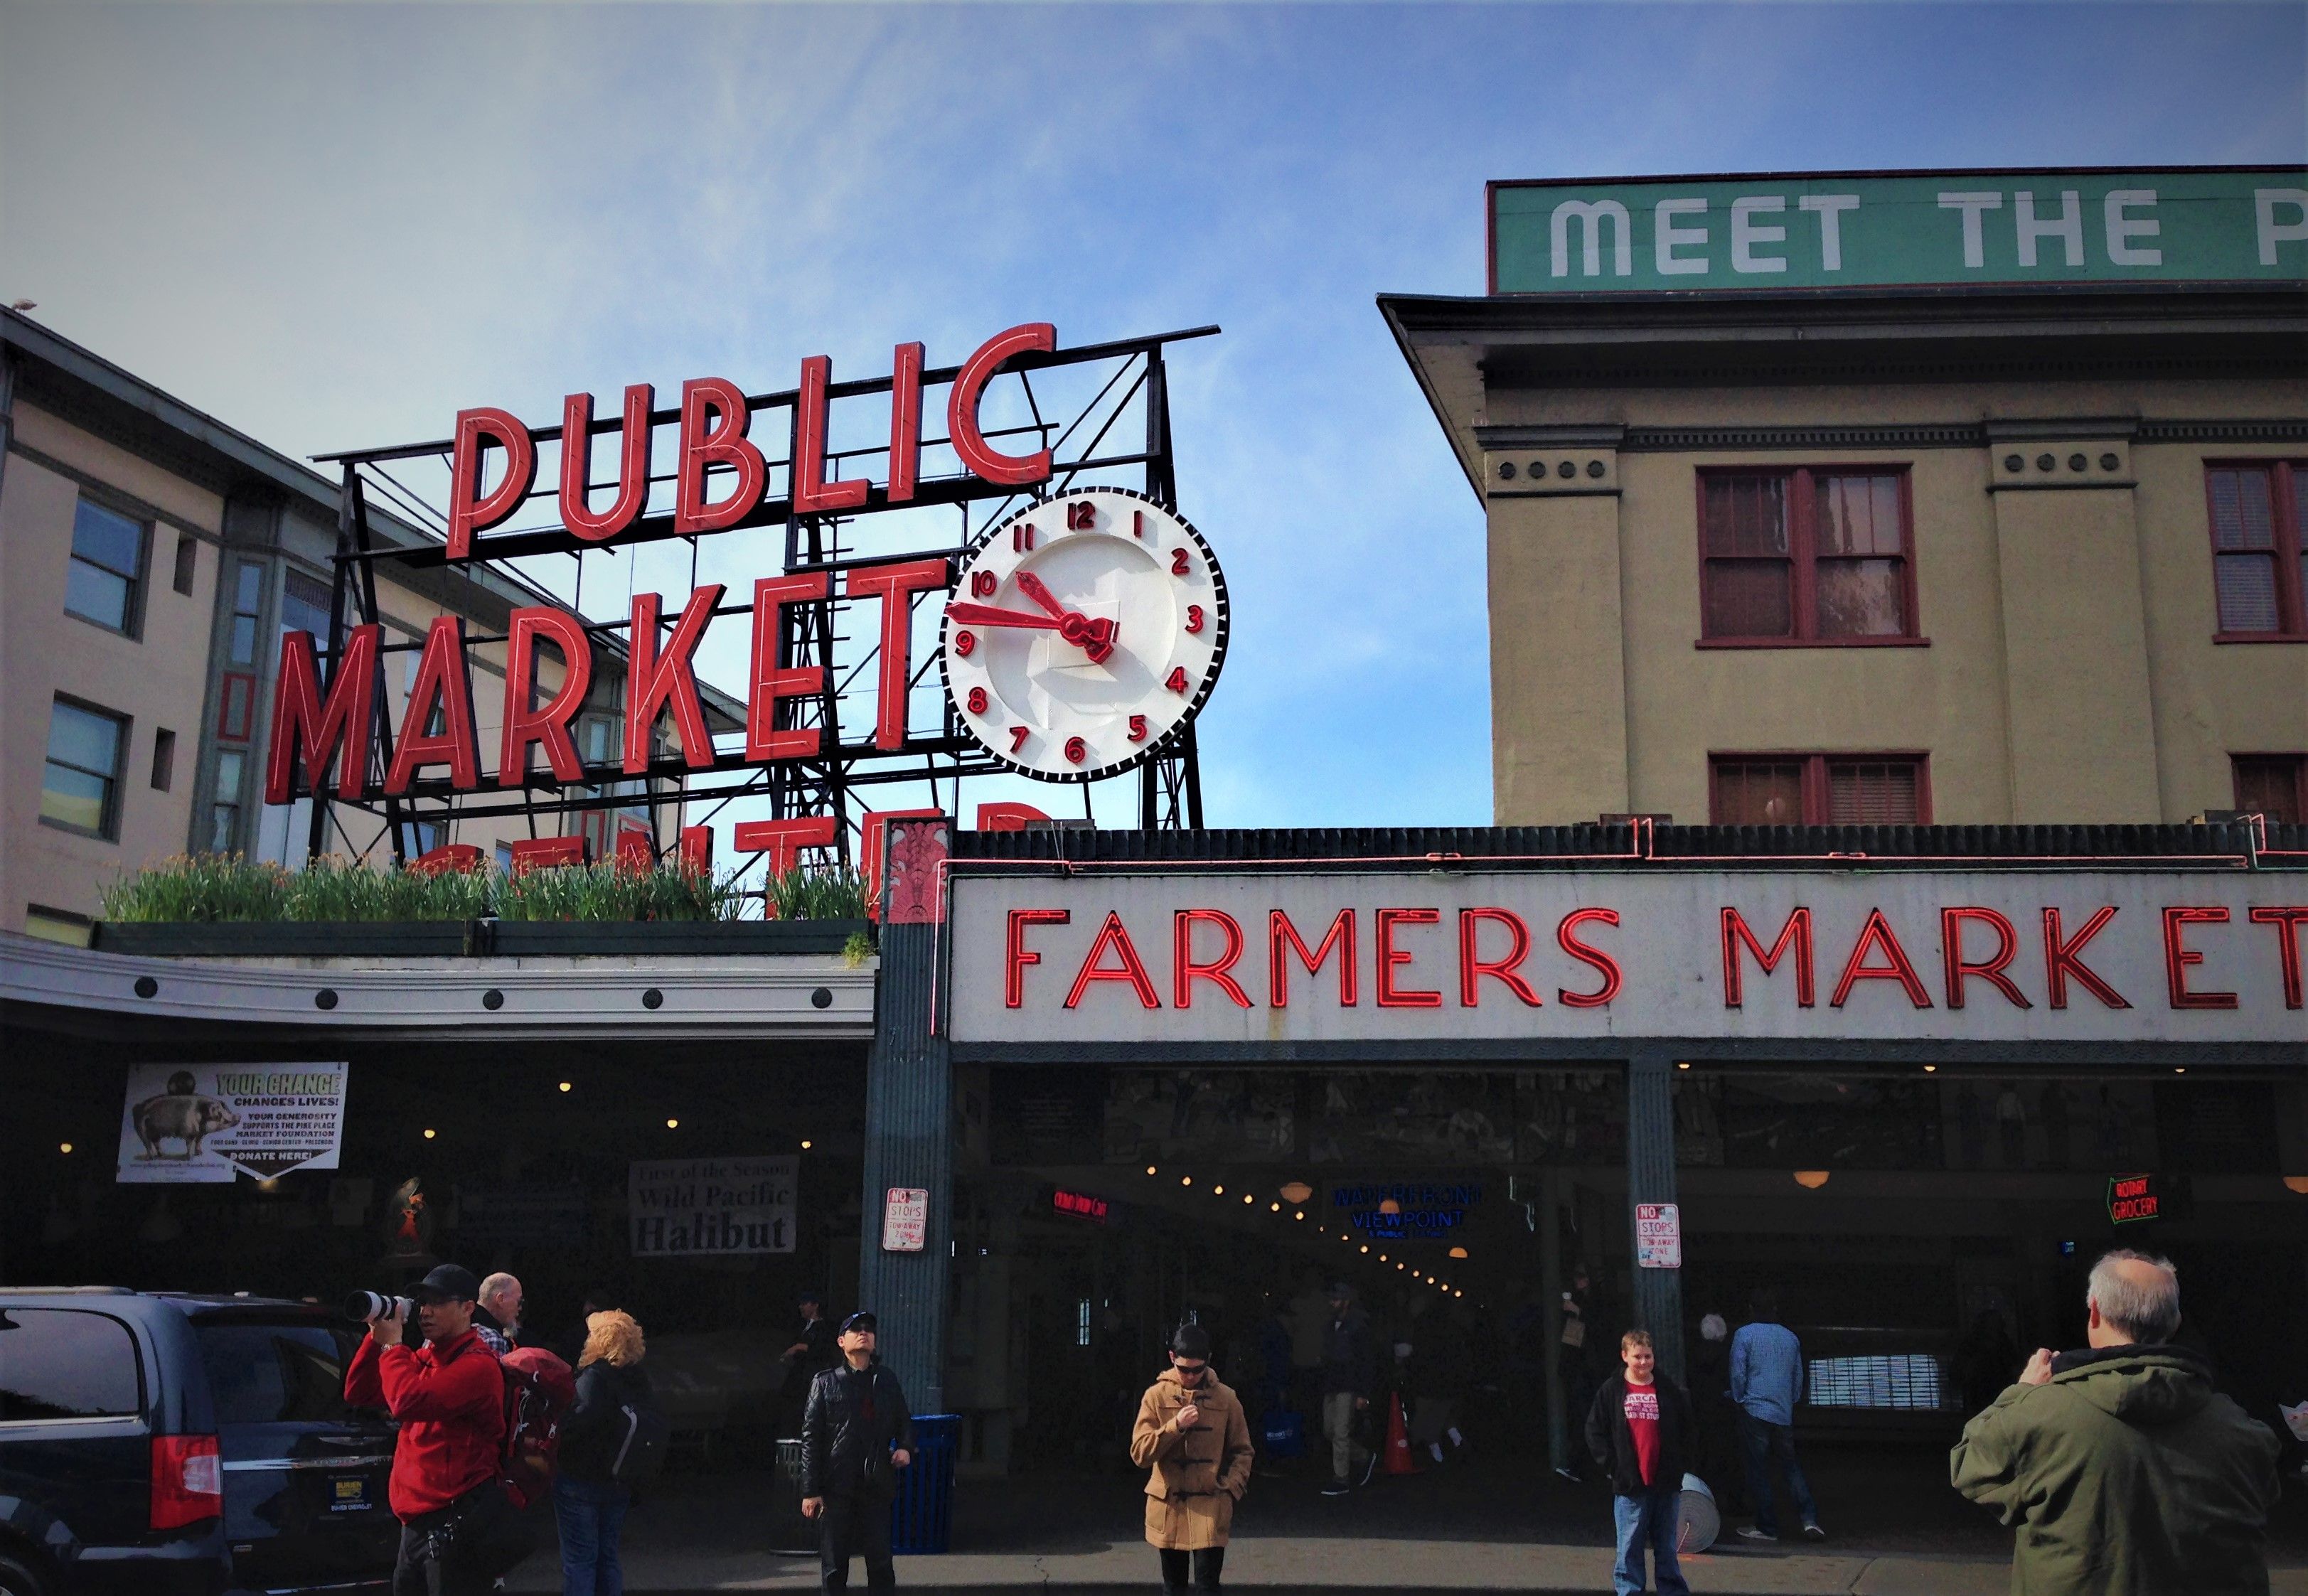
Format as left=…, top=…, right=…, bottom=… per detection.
left=496, top=1345, right=576, bottom=1508
left=609, top=1397, right=671, bottom=1487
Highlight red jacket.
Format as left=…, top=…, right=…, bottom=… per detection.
left=345, top=1328, right=506, bottom=1520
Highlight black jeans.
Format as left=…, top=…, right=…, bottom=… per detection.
left=392, top=1482, right=525, bottom=1596
left=819, top=1493, right=895, bottom=1592
left=1159, top=1546, right=1225, bottom=1592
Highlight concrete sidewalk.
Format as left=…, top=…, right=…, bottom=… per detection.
left=506, top=1534, right=2308, bottom=1595
left=506, top=1451, right=2308, bottom=1595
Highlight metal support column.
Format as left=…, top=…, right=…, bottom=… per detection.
left=1539, top=1167, right=1569, bottom=1473
left=857, top=818, right=953, bottom=1413
left=1625, top=1046, right=1685, bottom=1383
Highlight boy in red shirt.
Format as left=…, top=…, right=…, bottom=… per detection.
left=1583, top=1329, right=1695, bottom=1596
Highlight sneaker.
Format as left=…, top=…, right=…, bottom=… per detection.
left=1737, top=1526, right=1779, bottom=1542
left=1428, top=1442, right=1446, bottom=1464
left=1321, top=1481, right=1350, bottom=1497
left=1801, top=1523, right=1827, bottom=1541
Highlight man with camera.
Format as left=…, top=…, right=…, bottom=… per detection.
left=801, top=1311, right=915, bottom=1593
left=343, top=1263, right=516, bottom=1596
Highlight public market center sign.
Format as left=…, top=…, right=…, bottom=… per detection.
left=1489, top=167, right=2308, bottom=294
left=951, top=869, right=2305, bottom=1046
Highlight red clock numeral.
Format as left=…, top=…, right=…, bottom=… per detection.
left=971, top=569, right=997, bottom=597
left=1185, top=604, right=1204, bottom=634
left=1127, top=714, right=1148, bottom=743
left=1008, top=724, right=1030, bottom=754
left=966, top=686, right=988, bottom=715
left=1013, top=523, right=1036, bottom=552
left=1165, top=667, right=1189, bottom=695
left=1170, top=547, right=1191, bottom=576
left=1064, top=735, right=1087, bottom=764
left=1066, top=500, right=1095, bottom=530
left=953, top=629, right=976, bottom=658
left=1133, top=510, right=1145, bottom=540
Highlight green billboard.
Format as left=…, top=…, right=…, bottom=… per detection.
left=1489, top=167, right=2308, bottom=294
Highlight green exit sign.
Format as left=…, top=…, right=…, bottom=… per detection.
left=1490, top=167, right=2308, bottom=294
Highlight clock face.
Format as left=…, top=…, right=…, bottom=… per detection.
left=941, top=487, right=1227, bottom=782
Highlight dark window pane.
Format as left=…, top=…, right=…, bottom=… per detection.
left=2215, top=553, right=2280, bottom=632
left=211, top=804, right=240, bottom=853
left=48, top=700, right=123, bottom=774
left=220, top=675, right=253, bottom=740
left=172, top=535, right=198, bottom=596
left=1827, top=761, right=1920, bottom=824
left=2208, top=468, right=2275, bottom=551
left=71, top=500, right=143, bottom=577
left=235, top=562, right=265, bottom=613
left=1714, top=761, right=1805, bottom=825
left=1816, top=559, right=1907, bottom=637
left=2234, top=757, right=2304, bottom=825
left=1704, top=560, right=1793, bottom=638
left=1816, top=475, right=1903, bottom=557
left=1704, top=476, right=1789, bottom=557
left=65, top=559, right=132, bottom=630
left=0, top=1309, right=141, bottom=1419
left=230, top=614, right=259, bottom=665
left=197, top=1323, right=352, bottom=1425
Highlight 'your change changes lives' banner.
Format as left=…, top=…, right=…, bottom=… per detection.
left=629, top=1157, right=797, bottom=1258
left=117, top=1062, right=348, bottom=1183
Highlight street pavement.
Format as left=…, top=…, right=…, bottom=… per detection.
left=508, top=1444, right=2308, bottom=1595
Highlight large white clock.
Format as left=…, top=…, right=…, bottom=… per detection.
left=941, top=486, right=1228, bottom=782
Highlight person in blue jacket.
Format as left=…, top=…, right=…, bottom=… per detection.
left=1730, top=1288, right=1825, bottom=1542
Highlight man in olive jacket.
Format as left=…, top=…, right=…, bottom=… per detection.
left=1131, top=1324, right=1254, bottom=1595
left=1951, top=1250, right=2279, bottom=1596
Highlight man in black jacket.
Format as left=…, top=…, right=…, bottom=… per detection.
left=1317, top=1282, right=1378, bottom=1497
left=801, top=1312, right=916, bottom=1593
left=1584, top=1329, right=1694, bottom=1596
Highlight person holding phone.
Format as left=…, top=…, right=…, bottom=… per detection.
left=1131, top=1323, right=1254, bottom=1593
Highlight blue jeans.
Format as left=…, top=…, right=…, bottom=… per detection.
left=1736, top=1410, right=1818, bottom=1536
left=1612, top=1490, right=1691, bottom=1596
left=553, top=1475, right=632, bottom=1596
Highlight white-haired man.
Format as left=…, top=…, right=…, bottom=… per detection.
left=474, top=1271, right=523, bottom=1354
left=1952, top=1249, right=2278, bottom=1595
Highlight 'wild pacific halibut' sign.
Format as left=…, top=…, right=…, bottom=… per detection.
left=1489, top=168, right=2308, bottom=294
left=629, top=1156, right=796, bottom=1256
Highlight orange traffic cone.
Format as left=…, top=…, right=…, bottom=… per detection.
left=1382, top=1392, right=1419, bottom=1474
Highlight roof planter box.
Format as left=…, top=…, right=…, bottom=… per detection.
left=484, top=920, right=867, bottom=956
left=90, top=919, right=871, bottom=958
left=94, top=921, right=479, bottom=958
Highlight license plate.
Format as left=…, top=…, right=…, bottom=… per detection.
left=328, top=1476, right=372, bottom=1513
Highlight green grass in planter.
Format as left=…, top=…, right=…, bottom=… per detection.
left=279, top=857, right=492, bottom=922
left=495, top=862, right=749, bottom=923
left=764, top=865, right=869, bottom=922
left=99, top=855, right=290, bottom=923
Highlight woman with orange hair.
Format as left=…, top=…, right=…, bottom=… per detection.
left=554, top=1309, right=652, bottom=1596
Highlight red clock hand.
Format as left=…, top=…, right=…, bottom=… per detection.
left=1013, top=571, right=1118, bottom=663
left=944, top=601, right=1060, bottom=630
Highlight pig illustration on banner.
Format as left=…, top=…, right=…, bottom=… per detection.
left=117, top=1061, right=349, bottom=1184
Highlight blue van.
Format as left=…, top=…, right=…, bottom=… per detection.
left=0, top=1289, right=398, bottom=1596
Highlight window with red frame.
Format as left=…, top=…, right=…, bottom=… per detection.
left=2206, top=463, right=2307, bottom=638
left=1711, top=755, right=1928, bottom=825
left=1700, top=469, right=1915, bottom=642
left=2233, top=755, right=2305, bottom=824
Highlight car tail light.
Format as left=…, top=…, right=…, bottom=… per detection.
left=151, top=1433, right=223, bottom=1530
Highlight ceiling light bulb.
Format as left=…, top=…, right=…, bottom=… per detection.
left=666, top=1118, right=680, bottom=1129
left=58, top=1142, right=73, bottom=1155
left=422, top=1128, right=437, bottom=1140
left=1146, top=1165, right=1158, bottom=1176
left=801, top=1140, right=813, bottom=1150
left=1213, top=1184, right=1224, bottom=1195
left=558, top=1081, right=573, bottom=1092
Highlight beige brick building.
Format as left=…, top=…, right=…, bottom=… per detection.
left=0, top=309, right=715, bottom=941
left=1385, top=168, right=2307, bottom=829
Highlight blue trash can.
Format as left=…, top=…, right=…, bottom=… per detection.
left=890, top=1413, right=960, bottom=1554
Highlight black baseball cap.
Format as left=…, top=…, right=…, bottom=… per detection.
left=840, top=1311, right=878, bottom=1334
left=1327, top=1280, right=1354, bottom=1299
left=415, top=1264, right=481, bottom=1303
left=798, top=1290, right=824, bottom=1306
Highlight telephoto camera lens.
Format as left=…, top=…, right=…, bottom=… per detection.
left=343, top=1290, right=416, bottom=1322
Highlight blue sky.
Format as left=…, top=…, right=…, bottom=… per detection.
left=4, top=2, right=2302, bottom=836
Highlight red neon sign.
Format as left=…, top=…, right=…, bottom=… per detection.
left=1052, top=1189, right=1109, bottom=1224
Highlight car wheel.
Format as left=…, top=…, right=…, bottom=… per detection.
left=0, top=1553, right=46, bottom=1596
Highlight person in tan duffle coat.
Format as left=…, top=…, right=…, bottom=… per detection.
left=1131, top=1322, right=1255, bottom=1595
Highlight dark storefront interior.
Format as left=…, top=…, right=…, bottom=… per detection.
left=958, top=1063, right=2306, bottom=1487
